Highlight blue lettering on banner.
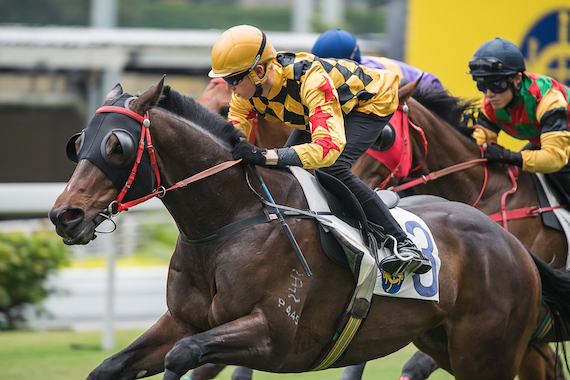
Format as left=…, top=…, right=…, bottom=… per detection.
left=520, top=9, right=570, bottom=86
left=405, top=220, right=438, bottom=297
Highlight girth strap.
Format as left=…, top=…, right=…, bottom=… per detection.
left=178, top=211, right=321, bottom=246
left=531, top=310, right=553, bottom=341
left=311, top=314, right=364, bottom=371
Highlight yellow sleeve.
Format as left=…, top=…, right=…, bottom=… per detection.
left=536, top=88, right=568, bottom=121
left=472, top=127, right=498, bottom=145
left=227, top=94, right=257, bottom=139
left=521, top=131, right=570, bottom=173
left=291, top=66, right=346, bottom=169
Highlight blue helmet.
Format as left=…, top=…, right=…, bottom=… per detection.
left=469, top=37, right=526, bottom=78
left=311, top=28, right=361, bottom=63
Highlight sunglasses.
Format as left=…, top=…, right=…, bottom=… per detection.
left=223, top=71, right=249, bottom=86
left=476, top=77, right=512, bottom=94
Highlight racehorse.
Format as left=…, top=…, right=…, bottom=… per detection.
left=49, top=77, right=570, bottom=380
left=351, top=85, right=570, bottom=380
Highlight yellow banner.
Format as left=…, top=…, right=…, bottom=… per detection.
left=406, top=0, right=570, bottom=149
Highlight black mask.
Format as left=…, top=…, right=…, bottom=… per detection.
left=66, top=94, right=153, bottom=202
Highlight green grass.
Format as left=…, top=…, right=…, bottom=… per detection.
left=0, top=329, right=454, bottom=380
left=4, top=329, right=570, bottom=379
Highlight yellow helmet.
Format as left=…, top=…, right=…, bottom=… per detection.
left=209, top=25, right=277, bottom=78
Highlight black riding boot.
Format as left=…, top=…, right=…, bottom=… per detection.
left=360, top=198, right=431, bottom=275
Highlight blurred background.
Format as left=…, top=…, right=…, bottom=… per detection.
left=0, top=0, right=568, bottom=365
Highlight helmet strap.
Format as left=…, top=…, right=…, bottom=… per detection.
left=249, top=63, right=271, bottom=98
left=507, top=73, right=523, bottom=108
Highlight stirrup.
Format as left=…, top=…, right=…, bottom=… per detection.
left=379, top=236, right=431, bottom=275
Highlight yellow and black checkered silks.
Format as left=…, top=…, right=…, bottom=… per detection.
left=229, top=52, right=400, bottom=169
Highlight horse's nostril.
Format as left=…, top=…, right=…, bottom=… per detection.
left=55, top=207, right=85, bottom=228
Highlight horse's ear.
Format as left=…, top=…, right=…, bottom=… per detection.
left=105, top=83, right=123, bottom=104
left=132, top=75, right=166, bottom=114
left=398, top=74, right=423, bottom=104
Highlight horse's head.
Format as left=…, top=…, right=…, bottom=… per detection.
left=353, top=78, right=479, bottom=190
left=351, top=78, right=425, bottom=189
left=49, top=77, right=165, bottom=245
left=398, top=77, right=422, bottom=104
left=196, top=78, right=232, bottom=118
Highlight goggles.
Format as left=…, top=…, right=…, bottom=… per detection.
left=223, top=70, right=250, bottom=86
left=475, top=77, right=512, bottom=94
left=469, top=57, right=505, bottom=74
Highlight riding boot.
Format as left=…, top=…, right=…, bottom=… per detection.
left=360, top=198, right=431, bottom=275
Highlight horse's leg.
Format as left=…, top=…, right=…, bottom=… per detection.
left=86, top=312, right=189, bottom=380
left=518, top=344, right=566, bottom=380
left=187, top=364, right=227, bottom=380
left=231, top=367, right=253, bottom=380
left=338, top=363, right=366, bottom=380
left=163, top=313, right=291, bottom=380
left=445, top=316, right=525, bottom=380
left=399, top=351, right=439, bottom=380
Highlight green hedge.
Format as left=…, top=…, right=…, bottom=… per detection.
left=0, top=232, right=70, bottom=330
left=0, top=0, right=385, bottom=34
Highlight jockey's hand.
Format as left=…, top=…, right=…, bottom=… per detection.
left=484, top=145, right=522, bottom=167
left=232, top=140, right=267, bottom=165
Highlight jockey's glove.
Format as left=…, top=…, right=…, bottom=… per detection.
left=484, top=145, right=523, bottom=167
left=232, top=140, right=267, bottom=165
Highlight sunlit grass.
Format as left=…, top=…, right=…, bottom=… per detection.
left=0, top=329, right=456, bottom=380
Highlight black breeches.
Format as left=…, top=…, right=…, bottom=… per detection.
left=285, top=111, right=406, bottom=240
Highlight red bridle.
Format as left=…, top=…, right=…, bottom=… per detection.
left=369, top=104, right=428, bottom=191
left=369, top=109, right=490, bottom=207
left=94, top=106, right=242, bottom=214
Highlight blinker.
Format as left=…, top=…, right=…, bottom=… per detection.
left=370, top=124, right=396, bottom=152
left=100, top=129, right=137, bottom=168
left=66, top=131, right=83, bottom=164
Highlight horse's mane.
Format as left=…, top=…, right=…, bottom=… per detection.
left=158, top=86, right=244, bottom=146
left=412, top=87, right=478, bottom=137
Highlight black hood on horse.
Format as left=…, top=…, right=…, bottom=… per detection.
left=67, top=93, right=154, bottom=202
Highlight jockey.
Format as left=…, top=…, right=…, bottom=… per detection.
left=209, top=24, right=431, bottom=275
left=311, top=28, right=443, bottom=91
left=469, top=37, right=570, bottom=195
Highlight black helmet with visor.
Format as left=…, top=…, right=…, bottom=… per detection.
left=469, top=37, right=525, bottom=78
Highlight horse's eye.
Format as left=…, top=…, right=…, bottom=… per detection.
left=371, top=124, right=396, bottom=152
left=101, top=129, right=136, bottom=167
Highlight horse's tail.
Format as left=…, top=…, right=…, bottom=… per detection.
left=530, top=252, right=570, bottom=371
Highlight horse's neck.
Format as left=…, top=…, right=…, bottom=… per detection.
left=151, top=115, right=253, bottom=238
left=410, top=108, right=506, bottom=204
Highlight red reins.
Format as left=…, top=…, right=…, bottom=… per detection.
left=95, top=106, right=242, bottom=214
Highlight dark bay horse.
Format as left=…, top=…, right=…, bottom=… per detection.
left=352, top=85, right=569, bottom=380
left=50, top=77, right=570, bottom=380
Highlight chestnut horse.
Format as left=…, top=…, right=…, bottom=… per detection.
left=50, top=77, right=570, bottom=380
left=352, top=86, right=569, bottom=380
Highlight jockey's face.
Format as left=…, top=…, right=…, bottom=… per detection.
left=227, top=73, right=257, bottom=100
left=482, top=73, right=522, bottom=109
left=228, top=65, right=272, bottom=100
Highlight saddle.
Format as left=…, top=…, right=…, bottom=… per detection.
left=533, top=173, right=570, bottom=269
left=289, top=167, right=400, bottom=319
left=301, top=168, right=398, bottom=271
